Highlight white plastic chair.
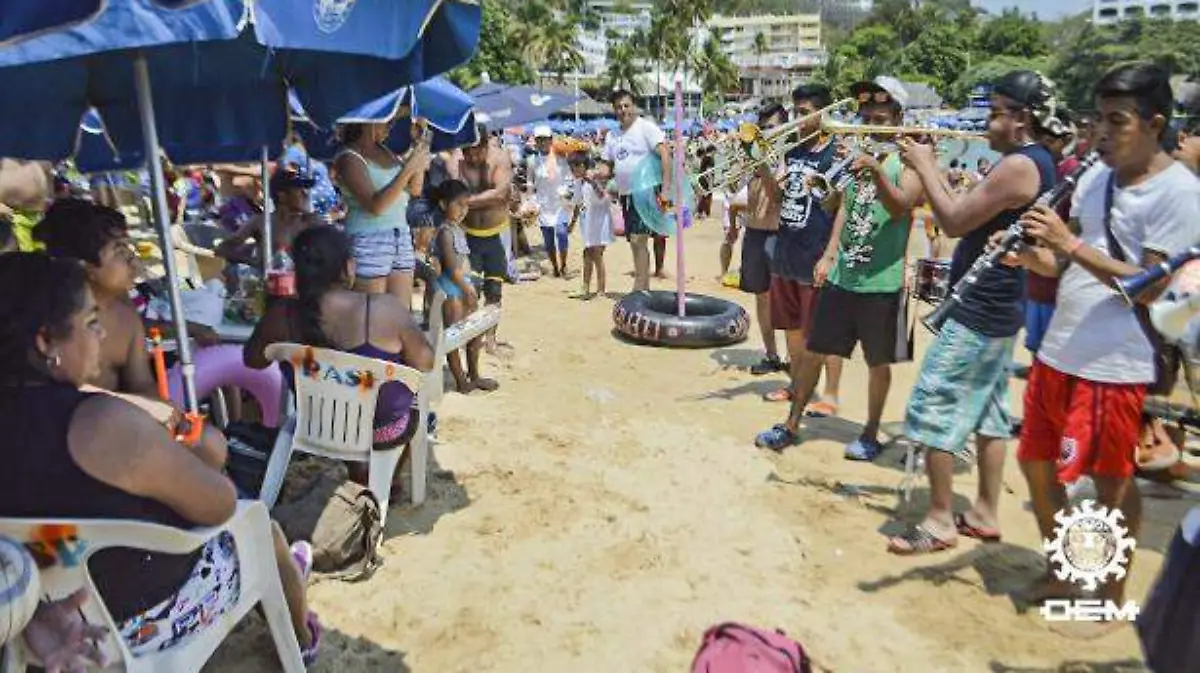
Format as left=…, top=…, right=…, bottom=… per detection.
left=0, top=501, right=303, bottom=673
left=259, top=344, right=425, bottom=521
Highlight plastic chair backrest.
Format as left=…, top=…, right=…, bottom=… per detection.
left=263, top=343, right=421, bottom=462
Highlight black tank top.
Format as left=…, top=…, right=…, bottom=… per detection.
left=948, top=144, right=1057, bottom=337
left=0, top=383, right=199, bottom=622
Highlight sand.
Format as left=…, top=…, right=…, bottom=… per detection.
left=206, top=216, right=1192, bottom=673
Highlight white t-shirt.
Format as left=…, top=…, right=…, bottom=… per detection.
left=603, top=117, right=666, bottom=196
left=574, top=180, right=614, bottom=247
left=528, top=154, right=570, bottom=228
left=1037, top=161, right=1200, bottom=383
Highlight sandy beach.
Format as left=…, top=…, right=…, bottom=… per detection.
left=207, top=215, right=1187, bottom=673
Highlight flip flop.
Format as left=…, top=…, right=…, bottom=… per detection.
left=301, top=611, right=322, bottom=666
left=804, top=397, right=839, bottom=418
left=750, top=356, right=786, bottom=376
left=762, top=387, right=793, bottom=403
left=886, top=524, right=957, bottom=556
left=954, top=512, right=1002, bottom=542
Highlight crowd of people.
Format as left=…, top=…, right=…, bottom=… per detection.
left=1, top=58, right=1199, bottom=669
left=713, top=62, right=1199, bottom=648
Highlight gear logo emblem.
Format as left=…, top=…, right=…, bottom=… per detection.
left=1044, top=499, right=1136, bottom=591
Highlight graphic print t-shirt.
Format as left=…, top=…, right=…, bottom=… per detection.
left=774, top=142, right=836, bottom=282
left=603, top=118, right=666, bottom=196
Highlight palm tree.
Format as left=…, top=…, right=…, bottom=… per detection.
left=606, top=40, right=642, bottom=97
left=542, top=18, right=585, bottom=85
left=753, top=30, right=768, bottom=70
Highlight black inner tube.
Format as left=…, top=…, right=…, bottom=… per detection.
left=613, top=291, right=749, bottom=348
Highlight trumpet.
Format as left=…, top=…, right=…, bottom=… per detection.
left=693, top=99, right=853, bottom=195
left=819, top=119, right=987, bottom=142
left=806, top=136, right=900, bottom=200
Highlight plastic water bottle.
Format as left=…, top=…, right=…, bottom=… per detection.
left=266, top=249, right=296, bottom=298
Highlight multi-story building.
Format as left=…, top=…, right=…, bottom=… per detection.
left=576, top=1, right=655, bottom=78
left=1093, top=0, right=1199, bottom=24
left=706, top=13, right=826, bottom=98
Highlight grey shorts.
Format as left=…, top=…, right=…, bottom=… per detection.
left=349, top=227, right=415, bottom=279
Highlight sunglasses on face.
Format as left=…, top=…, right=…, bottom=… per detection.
left=857, top=91, right=892, bottom=105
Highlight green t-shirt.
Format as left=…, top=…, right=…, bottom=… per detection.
left=828, top=153, right=910, bottom=293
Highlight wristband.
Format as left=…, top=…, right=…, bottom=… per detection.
left=1065, top=236, right=1084, bottom=257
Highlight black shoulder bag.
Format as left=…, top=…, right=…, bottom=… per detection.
left=1101, top=172, right=1181, bottom=396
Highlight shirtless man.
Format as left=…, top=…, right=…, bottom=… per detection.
left=35, top=198, right=226, bottom=466
left=216, top=168, right=322, bottom=264
left=460, top=125, right=512, bottom=353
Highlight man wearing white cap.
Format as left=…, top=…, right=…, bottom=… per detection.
left=526, top=125, right=571, bottom=277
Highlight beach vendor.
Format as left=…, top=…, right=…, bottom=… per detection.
left=527, top=125, right=571, bottom=278
left=604, top=89, right=671, bottom=293
left=0, top=252, right=321, bottom=664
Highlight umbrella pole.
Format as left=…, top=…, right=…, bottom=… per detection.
left=672, top=75, right=687, bottom=318
left=132, top=53, right=200, bottom=418
left=260, top=145, right=274, bottom=271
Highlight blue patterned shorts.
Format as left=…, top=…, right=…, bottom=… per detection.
left=349, top=227, right=415, bottom=278
left=904, top=318, right=1015, bottom=457
left=118, top=532, right=241, bottom=657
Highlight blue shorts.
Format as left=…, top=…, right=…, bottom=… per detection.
left=1024, top=300, right=1055, bottom=353
left=904, top=317, right=1016, bottom=457
left=435, top=274, right=464, bottom=300
left=541, top=223, right=569, bottom=255
left=349, top=227, right=415, bottom=279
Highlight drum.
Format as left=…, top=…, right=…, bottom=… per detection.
left=916, top=259, right=951, bottom=304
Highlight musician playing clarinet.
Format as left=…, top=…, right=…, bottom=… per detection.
left=887, top=71, right=1058, bottom=556
left=1006, top=64, right=1200, bottom=638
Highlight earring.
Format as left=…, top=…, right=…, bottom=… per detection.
left=46, top=353, right=62, bottom=370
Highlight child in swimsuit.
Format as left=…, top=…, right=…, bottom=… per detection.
left=433, top=180, right=497, bottom=394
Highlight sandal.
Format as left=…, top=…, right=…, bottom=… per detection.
left=804, top=397, right=839, bottom=418
left=844, top=437, right=882, bottom=462
left=754, top=424, right=800, bottom=452
left=954, top=512, right=1002, bottom=542
left=290, top=541, right=313, bottom=582
left=886, top=524, right=957, bottom=556
left=762, top=387, right=793, bottom=403
left=750, top=355, right=786, bottom=376
left=301, top=611, right=322, bottom=666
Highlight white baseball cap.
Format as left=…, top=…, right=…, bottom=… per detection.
left=533, top=125, right=552, bottom=139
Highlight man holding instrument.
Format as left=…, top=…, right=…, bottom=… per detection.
left=1007, top=64, right=1200, bottom=631
left=755, top=77, right=921, bottom=456
left=741, top=101, right=787, bottom=377
left=888, top=70, right=1059, bottom=555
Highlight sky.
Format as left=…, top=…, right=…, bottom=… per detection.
left=972, top=0, right=1093, bottom=20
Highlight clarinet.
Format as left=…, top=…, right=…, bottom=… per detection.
left=921, top=152, right=1100, bottom=334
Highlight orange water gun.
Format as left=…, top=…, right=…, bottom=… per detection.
left=147, top=327, right=205, bottom=447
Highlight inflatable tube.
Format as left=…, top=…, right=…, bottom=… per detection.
left=0, top=536, right=40, bottom=645
left=613, top=291, right=749, bottom=348
left=168, top=345, right=283, bottom=427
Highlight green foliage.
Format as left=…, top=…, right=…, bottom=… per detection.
left=898, top=23, right=972, bottom=97
left=948, top=55, right=1051, bottom=106
left=975, top=9, right=1048, bottom=59
left=448, top=2, right=533, bottom=90
left=1049, top=17, right=1200, bottom=110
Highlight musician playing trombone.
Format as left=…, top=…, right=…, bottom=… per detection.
left=755, top=77, right=923, bottom=457
left=888, top=70, right=1060, bottom=556
left=1003, top=64, right=1200, bottom=635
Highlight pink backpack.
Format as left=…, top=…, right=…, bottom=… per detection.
left=690, top=623, right=812, bottom=673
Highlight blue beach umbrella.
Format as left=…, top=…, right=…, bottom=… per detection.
left=289, top=77, right=478, bottom=160
left=0, top=0, right=481, bottom=429
left=469, top=83, right=580, bottom=129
